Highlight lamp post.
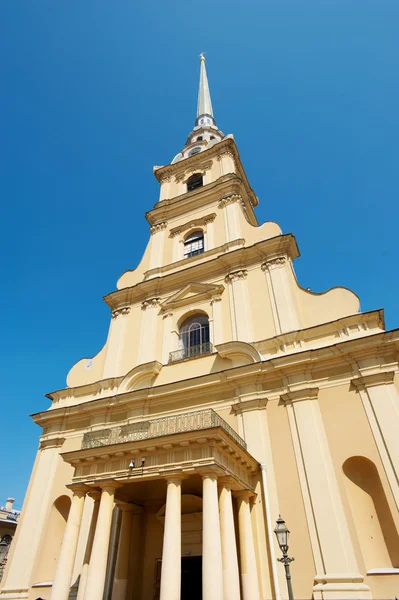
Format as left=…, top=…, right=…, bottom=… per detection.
left=274, top=515, right=295, bottom=600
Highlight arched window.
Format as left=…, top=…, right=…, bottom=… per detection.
left=184, top=231, right=204, bottom=259
left=178, top=314, right=210, bottom=360
left=187, top=173, right=203, bottom=192
left=188, top=147, right=201, bottom=157
left=196, top=136, right=203, bottom=141
left=210, top=135, right=215, bottom=140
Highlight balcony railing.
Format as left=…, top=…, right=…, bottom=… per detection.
left=82, top=408, right=246, bottom=451
left=169, top=341, right=213, bottom=363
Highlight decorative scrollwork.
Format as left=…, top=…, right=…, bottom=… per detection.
left=218, top=194, right=242, bottom=209
left=225, top=270, right=248, bottom=284
left=141, top=298, right=161, bottom=310
left=261, top=257, right=286, bottom=271
left=150, top=222, right=168, bottom=235
left=111, top=307, right=131, bottom=319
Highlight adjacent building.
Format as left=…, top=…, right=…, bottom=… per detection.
left=1, top=56, right=399, bottom=600
left=0, top=498, right=19, bottom=583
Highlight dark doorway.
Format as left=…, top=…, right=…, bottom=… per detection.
left=181, top=556, right=202, bottom=600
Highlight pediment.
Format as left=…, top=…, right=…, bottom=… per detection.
left=161, top=282, right=224, bottom=310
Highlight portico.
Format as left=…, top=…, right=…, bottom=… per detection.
left=50, top=409, right=261, bottom=600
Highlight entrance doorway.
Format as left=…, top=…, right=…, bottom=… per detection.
left=181, top=556, right=202, bottom=600
left=153, top=556, right=202, bottom=600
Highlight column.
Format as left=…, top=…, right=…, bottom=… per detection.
left=211, top=297, right=223, bottom=346
left=235, top=491, right=261, bottom=600
left=204, top=216, right=215, bottom=250
left=103, top=307, right=131, bottom=378
left=160, top=476, right=183, bottom=600
left=171, top=230, right=181, bottom=262
left=225, top=270, right=254, bottom=342
left=218, top=478, right=241, bottom=600
left=202, top=471, right=224, bottom=600
left=282, top=388, right=370, bottom=599
left=218, top=195, right=241, bottom=242
left=111, top=504, right=137, bottom=600
left=76, top=492, right=101, bottom=600
left=352, top=372, right=399, bottom=509
left=162, top=312, right=173, bottom=364
left=137, top=298, right=161, bottom=364
left=149, top=222, right=167, bottom=270
left=83, top=483, right=120, bottom=600
left=261, top=257, right=300, bottom=334
left=51, top=485, right=87, bottom=600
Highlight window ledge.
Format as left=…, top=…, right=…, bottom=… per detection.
left=367, top=568, right=399, bottom=575
left=32, top=581, right=53, bottom=587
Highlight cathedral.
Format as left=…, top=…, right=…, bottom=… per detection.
left=1, top=56, right=399, bottom=600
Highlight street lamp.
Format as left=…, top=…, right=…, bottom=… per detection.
left=274, top=515, right=295, bottom=600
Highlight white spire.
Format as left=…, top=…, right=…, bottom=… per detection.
left=197, top=53, right=213, bottom=118
left=170, top=55, right=225, bottom=163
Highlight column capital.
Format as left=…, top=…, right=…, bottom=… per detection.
left=218, top=476, right=236, bottom=491
left=261, top=256, right=287, bottom=271
left=87, top=490, right=101, bottom=502
left=66, top=483, right=90, bottom=497
left=163, top=473, right=187, bottom=485
left=351, top=371, right=395, bottom=390
left=280, top=387, right=319, bottom=404
left=97, top=481, right=124, bottom=493
left=234, top=489, right=256, bottom=503
left=198, top=467, right=224, bottom=480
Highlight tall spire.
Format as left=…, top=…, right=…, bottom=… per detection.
left=170, top=55, right=225, bottom=163
left=197, top=53, right=214, bottom=120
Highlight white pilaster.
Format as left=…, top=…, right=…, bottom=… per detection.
left=137, top=298, right=161, bottom=365
left=160, top=476, right=183, bottom=600
left=103, top=307, right=131, bottom=378
left=211, top=297, right=223, bottom=346
left=225, top=270, right=254, bottom=343
left=218, top=195, right=242, bottom=243
left=149, top=222, right=167, bottom=270
left=171, top=230, right=181, bottom=262
left=161, top=312, right=173, bottom=364
left=282, top=388, right=370, bottom=599
left=202, top=471, right=224, bottom=600
left=352, top=372, right=399, bottom=509
left=204, top=216, right=215, bottom=250
left=262, top=257, right=300, bottom=334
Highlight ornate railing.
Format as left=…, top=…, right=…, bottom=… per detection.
left=82, top=409, right=246, bottom=450
left=169, top=341, right=213, bottom=363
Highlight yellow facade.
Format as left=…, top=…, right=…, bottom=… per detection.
left=1, top=57, right=399, bottom=600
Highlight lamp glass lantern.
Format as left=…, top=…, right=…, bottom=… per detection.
left=274, top=515, right=290, bottom=554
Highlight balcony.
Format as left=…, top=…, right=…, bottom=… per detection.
left=82, top=408, right=246, bottom=451
left=169, top=341, right=213, bottom=363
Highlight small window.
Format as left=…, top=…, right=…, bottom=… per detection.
left=210, top=135, right=215, bottom=140
left=188, top=147, right=201, bottom=157
left=187, top=173, right=203, bottom=192
left=197, top=136, right=203, bottom=141
left=184, top=231, right=204, bottom=259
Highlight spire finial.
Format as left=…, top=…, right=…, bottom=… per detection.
left=197, top=52, right=213, bottom=119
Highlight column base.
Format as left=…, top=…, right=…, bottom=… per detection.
left=313, top=573, right=371, bottom=600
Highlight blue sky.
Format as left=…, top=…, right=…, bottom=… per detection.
left=1, top=0, right=398, bottom=506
